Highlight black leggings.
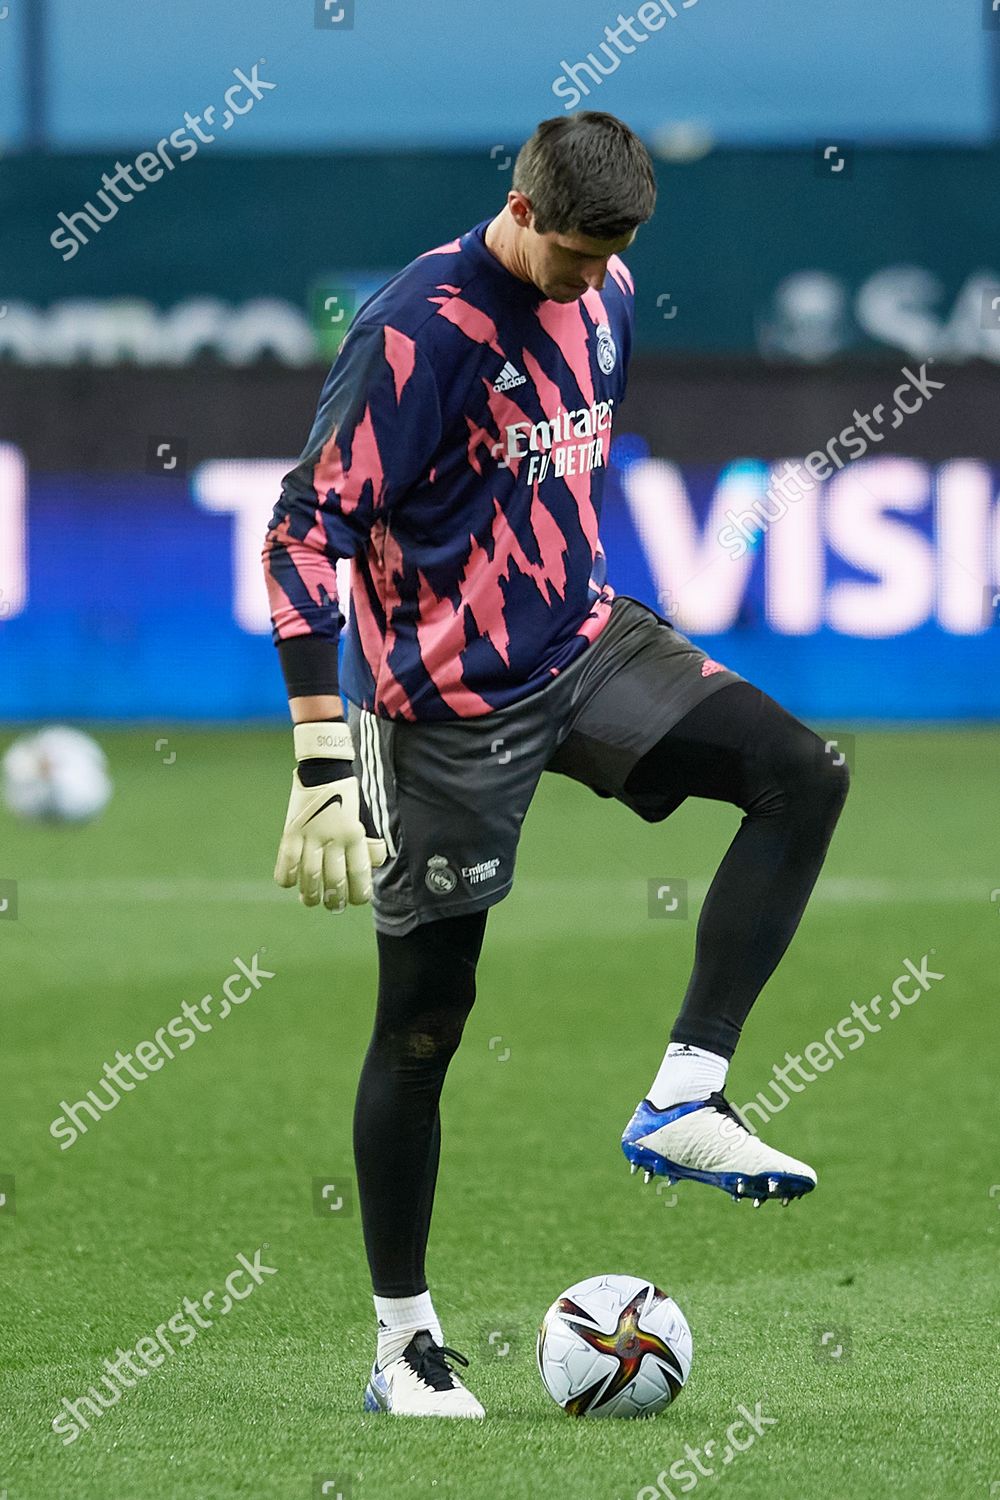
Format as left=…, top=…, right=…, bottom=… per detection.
left=353, top=682, right=848, bottom=1295
left=353, top=910, right=488, bottom=1297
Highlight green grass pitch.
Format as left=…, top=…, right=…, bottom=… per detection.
left=2, top=726, right=998, bottom=1499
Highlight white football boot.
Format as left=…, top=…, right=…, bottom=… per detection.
left=363, top=1331, right=485, bottom=1418
left=621, top=1092, right=816, bottom=1206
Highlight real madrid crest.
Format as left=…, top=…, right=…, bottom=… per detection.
left=425, top=854, right=458, bottom=895
left=595, top=322, right=617, bottom=375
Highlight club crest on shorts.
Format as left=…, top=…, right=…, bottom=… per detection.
left=595, top=322, right=617, bottom=375
left=425, top=854, right=458, bottom=895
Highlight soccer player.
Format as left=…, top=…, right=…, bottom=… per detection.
left=262, top=112, right=849, bottom=1418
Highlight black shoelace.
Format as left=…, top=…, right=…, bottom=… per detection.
left=405, top=1332, right=471, bottom=1392
left=705, top=1091, right=749, bottom=1132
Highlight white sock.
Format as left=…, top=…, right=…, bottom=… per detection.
left=647, top=1042, right=728, bottom=1109
left=374, top=1291, right=443, bottom=1366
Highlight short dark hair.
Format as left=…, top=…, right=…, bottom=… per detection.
left=512, top=112, right=657, bottom=240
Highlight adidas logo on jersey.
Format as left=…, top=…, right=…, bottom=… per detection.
left=493, top=360, right=527, bottom=392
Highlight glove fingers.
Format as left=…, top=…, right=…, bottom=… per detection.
left=274, top=833, right=301, bottom=889
left=323, top=844, right=349, bottom=912
left=298, top=842, right=324, bottom=907
left=345, top=836, right=374, bottom=906
left=275, top=760, right=385, bottom=912
left=367, top=837, right=388, bottom=871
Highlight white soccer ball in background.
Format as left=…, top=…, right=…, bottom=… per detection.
left=537, top=1274, right=692, bottom=1418
left=1, top=727, right=113, bottom=823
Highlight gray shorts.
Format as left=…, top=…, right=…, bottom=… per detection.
left=348, top=596, right=743, bottom=935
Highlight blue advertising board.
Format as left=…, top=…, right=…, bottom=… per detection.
left=1, top=442, right=998, bottom=721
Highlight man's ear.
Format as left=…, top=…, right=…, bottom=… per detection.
left=508, top=191, right=533, bottom=229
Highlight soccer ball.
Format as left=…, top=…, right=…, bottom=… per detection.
left=1, top=727, right=113, bottom=823
left=537, top=1274, right=692, bottom=1418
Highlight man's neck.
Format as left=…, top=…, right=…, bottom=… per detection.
left=484, top=211, right=534, bottom=288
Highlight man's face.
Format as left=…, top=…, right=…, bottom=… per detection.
left=525, top=220, right=637, bottom=303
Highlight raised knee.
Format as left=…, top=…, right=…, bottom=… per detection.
left=751, top=729, right=850, bottom=819
left=790, top=732, right=851, bottom=814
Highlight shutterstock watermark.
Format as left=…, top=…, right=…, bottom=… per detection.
left=50, top=62, right=277, bottom=262
left=50, top=1247, right=277, bottom=1445
left=49, top=949, right=276, bottom=1149
left=732, top=952, right=945, bottom=1131
left=718, top=362, right=946, bottom=559
left=553, top=2, right=700, bottom=110
left=636, top=1400, right=777, bottom=1499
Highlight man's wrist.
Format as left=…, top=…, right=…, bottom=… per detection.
left=290, top=694, right=344, bottom=724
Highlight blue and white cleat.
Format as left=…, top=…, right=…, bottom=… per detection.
left=363, top=1331, right=485, bottom=1418
left=621, top=1092, right=816, bottom=1206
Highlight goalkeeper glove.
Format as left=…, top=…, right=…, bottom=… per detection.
left=274, top=721, right=387, bottom=912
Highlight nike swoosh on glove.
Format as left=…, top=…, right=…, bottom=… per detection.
left=274, top=721, right=387, bottom=911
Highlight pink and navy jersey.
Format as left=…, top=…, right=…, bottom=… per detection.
left=263, top=219, right=634, bottom=720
